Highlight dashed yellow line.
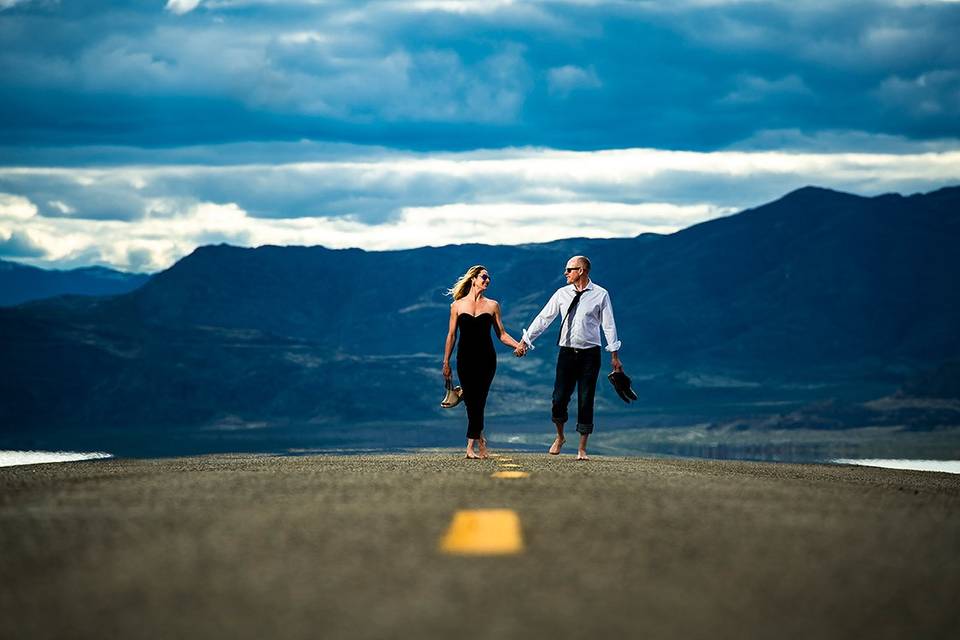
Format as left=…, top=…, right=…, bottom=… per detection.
left=498, top=463, right=522, bottom=469
left=439, top=509, right=524, bottom=555
left=491, top=471, right=529, bottom=479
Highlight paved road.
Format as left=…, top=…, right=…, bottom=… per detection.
left=2, top=452, right=959, bottom=639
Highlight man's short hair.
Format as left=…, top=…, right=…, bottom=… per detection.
left=576, top=256, right=591, bottom=273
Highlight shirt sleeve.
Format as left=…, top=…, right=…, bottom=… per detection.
left=523, top=289, right=562, bottom=348
left=600, top=290, right=621, bottom=352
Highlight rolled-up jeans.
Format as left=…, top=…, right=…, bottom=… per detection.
left=551, top=346, right=602, bottom=435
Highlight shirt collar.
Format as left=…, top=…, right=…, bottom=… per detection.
left=571, top=279, right=593, bottom=293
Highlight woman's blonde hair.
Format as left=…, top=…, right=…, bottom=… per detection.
left=446, top=264, right=487, bottom=301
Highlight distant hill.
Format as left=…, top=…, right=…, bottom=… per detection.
left=1, top=185, right=959, bottom=449
left=0, top=259, right=150, bottom=306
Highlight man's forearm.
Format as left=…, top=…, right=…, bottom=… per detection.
left=523, top=314, right=552, bottom=347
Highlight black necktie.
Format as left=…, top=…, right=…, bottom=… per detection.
left=558, top=289, right=586, bottom=346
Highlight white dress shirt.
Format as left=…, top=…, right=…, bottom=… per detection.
left=522, top=280, right=622, bottom=352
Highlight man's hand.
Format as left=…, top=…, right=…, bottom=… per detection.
left=611, top=353, right=623, bottom=373
left=514, top=343, right=527, bottom=357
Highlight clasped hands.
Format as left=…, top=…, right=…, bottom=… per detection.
left=513, top=342, right=528, bottom=358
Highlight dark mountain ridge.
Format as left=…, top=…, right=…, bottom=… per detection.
left=2, top=185, right=959, bottom=446
left=0, top=259, right=150, bottom=306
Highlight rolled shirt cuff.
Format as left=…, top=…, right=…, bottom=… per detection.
left=605, top=340, right=621, bottom=352
left=522, top=328, right=536, bottom=349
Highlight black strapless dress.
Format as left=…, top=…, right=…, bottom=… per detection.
left=456, top=312, right=497, bottom=439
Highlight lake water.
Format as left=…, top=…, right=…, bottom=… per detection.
left=832, top=458, right=960, bottom=474
left=0, top=450, right=114, bottom=468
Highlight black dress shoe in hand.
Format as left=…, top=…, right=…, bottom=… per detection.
left=607, top=371, right=638, bottom=403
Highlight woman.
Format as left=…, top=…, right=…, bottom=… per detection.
left=442, top=265, right=523, bottom=459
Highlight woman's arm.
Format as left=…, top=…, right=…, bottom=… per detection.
left=442, top=303, right=458, bottom=378
left=492, top=302, right=521, bottom=349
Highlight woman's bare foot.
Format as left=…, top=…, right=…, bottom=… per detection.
left=576, top=450, right=589, bottom=460
left=478, top=435, right=489, bottom=459
left=549, top=437, right=566, bottom=455
left=465, top=438, right=481, bottom=459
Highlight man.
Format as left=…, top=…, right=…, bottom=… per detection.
left=515, top=256, right=623, bottom=460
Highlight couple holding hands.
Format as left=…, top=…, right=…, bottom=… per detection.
left=442, top=255, right=624, bottom=460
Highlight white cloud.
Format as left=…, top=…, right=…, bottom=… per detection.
left=343, top=201, right=728, bottom=249
left=166, top=0, right=203, bottom=15
left=1, top=143, right=959, bottom=271
left=720, top=74, right=812, bottom=104
left=47, top=200, right=75, bottom=215
left=60, top=26, right=530, bottom=124
left=0, top=197, right=728, bottom=271
left=547, top=65, right=601, bottom=96
left=728, top=129, right=960, bottom=153
left=401, top=0, right=518, bottom=13
left=877, top=70, right=960, bottom=116
left=0, top=0, right=33, bottom=9
left=3, top=0, right=958, bottom=152
left=0, top=193, right=36, bottom=220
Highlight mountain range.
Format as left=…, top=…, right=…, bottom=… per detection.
left=0, top=259, right=149, bottom=306
left=1, top=185, right=959, bottom=454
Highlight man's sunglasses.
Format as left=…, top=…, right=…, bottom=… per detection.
left=564, top=267, right=581, bottom=273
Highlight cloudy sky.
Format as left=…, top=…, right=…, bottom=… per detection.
left=1, top=0, right=959, bottom=271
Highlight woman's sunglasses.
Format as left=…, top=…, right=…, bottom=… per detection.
left=480, top=274, right=491, bottom=282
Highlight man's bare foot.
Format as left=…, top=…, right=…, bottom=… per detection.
left=478, top=436, right=489, bottom=459
left=576, top=450, right=589, bottom=460
left=465, top=450, right=481, bottom=459
left=549, top=437, right=566, bottom=455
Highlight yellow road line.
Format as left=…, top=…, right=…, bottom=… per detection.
left=439, top=509, right=524, bottom=555
left=491, top=471, right=529, bottom=479
left=498, top=463, right=522, bottom=469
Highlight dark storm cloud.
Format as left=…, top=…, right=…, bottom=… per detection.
left=0, top=1, right=958, bottom=153
left=0, top=229, right=46, bottom=257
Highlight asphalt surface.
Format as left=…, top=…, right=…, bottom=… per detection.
left=2, top=452, right=959, bottom=640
